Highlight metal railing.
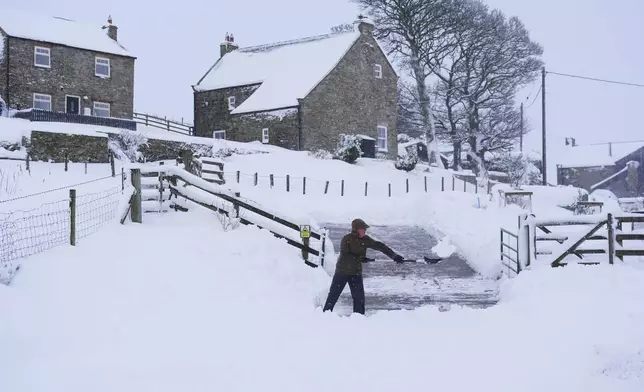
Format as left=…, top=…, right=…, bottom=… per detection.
left=14, top=109, right=137, bottom=131
left=133, top=112, right=194, bottom=135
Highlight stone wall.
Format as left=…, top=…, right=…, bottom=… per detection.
left=3, top=36, right=135, bottom=118
left=193, top=84, right=260, bottom=137
left=28, top=131, right=109, bottom=163
left=230, top=109, right=299, bottom=150
left=0, top=32, right=7, bottom=102
left=300, top=31, right=398, bottom=157
left=138, top=138, right=213, bottom=162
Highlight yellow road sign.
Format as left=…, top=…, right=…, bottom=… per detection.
left=300, top=225, right=311, bottom=239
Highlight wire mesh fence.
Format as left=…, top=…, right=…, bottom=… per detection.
left=0, top=183, right=125, bottom=285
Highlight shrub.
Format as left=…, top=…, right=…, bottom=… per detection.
left=309, top=149, right=333, bottom=160
left=395, top=148, right=418, bottom=172
left=333, top=134, right=362, bottom=164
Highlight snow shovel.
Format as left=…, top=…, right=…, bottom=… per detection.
left=363, top=256, right=442, bottom=264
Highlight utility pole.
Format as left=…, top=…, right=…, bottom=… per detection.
left=541, top=67, right=547, bottom=186
left=520, top=102, right=524, bottom=152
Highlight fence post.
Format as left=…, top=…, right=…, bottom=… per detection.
left=286, top=175, right=290, bottom=192
left=364, top=182, right=368, bottom=196
left=234, top=192, right=241, bottom=217
left=302, top=237, right=310, bottom=262
left=463, top=179, right=467, bottom=192
left=270, top=174, right=274, bottom=188
left=424, top=176, right=427, bottom=192
left=69, top=189, right=76, bottom=246
left=324, top=181, right=329, bottom=194
left=303, top=177, right=307, bottom=195
left=254, top=173, right=258, bottom=186
left=64, top=153, right=69, bottom=172
left=388, top=183, right=391, bottom=197
left=441, top=177, right=444, bottom=192
left=341, top=180, right=344, bottom=196
left=110, top=153, right=116, bottom=177
left=130, top=168, right=142, bottom=223
left=158, top=162, right=165, bottom=213
left=452, top=177, right=455, bottom=191
left=406, top=178, right=410, bottom=193
left=607, top=213, right=615, bottom=265
left=517, top=213, right=531, bottom=270
left=236, top=171, right=240, bottom=183
left=84, top=160, right=88, bottom=175
left=121, top=167, right=125, bottom=191
left=26, top=153, right=30, bottom=173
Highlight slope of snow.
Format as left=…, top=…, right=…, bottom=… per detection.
left=0, top=209, right=643, bottom=391
left=195, top=31, right=360, bottom=114
left=0, top=9, right=132, bottom=57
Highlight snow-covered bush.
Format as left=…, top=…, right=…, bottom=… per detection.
left=397, top=133, right=411, bottom=143
left=490, top=153, right=542, bottom=188
left=309, top=149, right=333, bottom=160
left=110, top=130, right=148, bottom=163
left=395, top=148, right=418, bottom=172
left=333, top=134, right=362, bottom=164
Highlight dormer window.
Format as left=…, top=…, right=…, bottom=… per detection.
left=374, top=64, right=382, bottom=79
left=228, top=96, right=236, bottom=110
left=34, top=46, right=51, bottom=68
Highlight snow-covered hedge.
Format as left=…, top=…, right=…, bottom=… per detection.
left=395, top=148, right=418, bottom=172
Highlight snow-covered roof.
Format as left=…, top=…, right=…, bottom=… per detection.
left=194, top=31, right=361, bottom=114
left=0, top=9, right=133, bottom=58
left=557, top=141, right=644, bottom=169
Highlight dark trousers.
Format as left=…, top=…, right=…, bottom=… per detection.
left=322, top=272, right=365, bottom=314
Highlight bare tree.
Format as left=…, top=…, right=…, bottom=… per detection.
left=353, top=0, right=459, bottom=169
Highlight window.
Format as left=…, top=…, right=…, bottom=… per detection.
left=33, top=93, right=52, bottom=111
left=213, top=130, right=226, bottom=140
left=262, top=128, right=269, bottom=144
left=377, top=125, right=388, bottom=151
left=227, top=96, right=236, bottom=110
left=93, top=101, right=110, bottom=117
left=34, top=46, right=51, bottom=68
left=95, top=57, right=110, bottom=78
left=374, top=64, right=382, bottom=79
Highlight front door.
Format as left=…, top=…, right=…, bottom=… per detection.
left=66, top=96, right=80, bottom=114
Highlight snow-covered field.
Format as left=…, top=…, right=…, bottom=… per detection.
left=1, top=209, right=643, bottom=391
left=1, top=123, right=643, bottom=390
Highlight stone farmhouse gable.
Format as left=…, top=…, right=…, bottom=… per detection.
left=192, top=17, right=399, bottom=156
left=0, top=9, right=136, bottom=119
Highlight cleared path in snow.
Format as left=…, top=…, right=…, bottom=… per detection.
left=323, top=224, right=499, bottom=315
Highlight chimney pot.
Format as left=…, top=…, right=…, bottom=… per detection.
left=220, top=32, right=239, bottom=58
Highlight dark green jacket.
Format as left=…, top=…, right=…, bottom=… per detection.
left=335, top=232, right=398, bottom=276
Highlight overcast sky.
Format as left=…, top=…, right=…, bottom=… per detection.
left=8, top=0, right=644, bottom=179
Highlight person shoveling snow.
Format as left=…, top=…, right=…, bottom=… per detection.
left=322, top=218, right=404, bottom=315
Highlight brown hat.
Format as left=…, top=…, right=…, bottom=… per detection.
left=351, top=218, right=369, bottom=231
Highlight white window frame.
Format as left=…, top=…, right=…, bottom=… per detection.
left=33, top=93, right=52, bottom=111
left=227, top=96, right=236, bottom=110
left=95, top=57, right=111, bottom=78
left=213, top=130, right=226, bottom=140
left=262, top=128, right=269, bottom=144
left=377, top=125, right=388, bottom=152
left=93, top=101, right=111, bottom=117
left=34, top=46, right=51, bottom=68
left=374, top=64, right=382, bottom=79
left=65, top=95, right=81, bottom=115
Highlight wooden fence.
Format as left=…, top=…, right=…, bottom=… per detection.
left=124, top=164, right=326, bottom=267
left=226, top=170, right=494, bottom=197
left=501, top=212, right=644, bottom=274
left=133, top=112, right=194, bottom=135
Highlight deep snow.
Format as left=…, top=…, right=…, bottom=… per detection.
left=0, top=210, right=643, bottom=391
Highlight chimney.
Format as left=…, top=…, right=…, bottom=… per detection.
left=220, top=32, right=239, bottom=58
left=354, top=14, right=374, bottom=35
left=102, top=15, right=118, bottom=41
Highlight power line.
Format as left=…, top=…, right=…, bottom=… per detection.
left=547, top=71, right=644, bottom=88
left=525, top=85, right=542, bottom=109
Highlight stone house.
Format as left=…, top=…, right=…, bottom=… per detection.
left=0, top=10, right=136, bottom=119
left=192, top=17, right=398, bottom=156
left=557, top=139, right=644, bottom=197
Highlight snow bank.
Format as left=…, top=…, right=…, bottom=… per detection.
left=1, top=210, right=643, bottom=391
